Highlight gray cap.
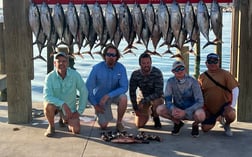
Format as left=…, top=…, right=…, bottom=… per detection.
left=55, top=52, right=67, bottom=59
left=172, top=60, right=185, bottom=71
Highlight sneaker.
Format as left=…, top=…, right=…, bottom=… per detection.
left=116, top=123, right=125, bottom=132
left=153, top=117, right=162, bottom=128
left=191, top=124, right=199, bottom=138
left=224, top=124, right=233, bottom=137
left=44, top=126, right=55, bottom=137
left=171, top=121, right=184, bottom=135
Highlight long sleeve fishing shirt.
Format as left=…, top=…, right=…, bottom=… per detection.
left=43, top=68, right=88, bottom=114
left=129, top=66, right=164, bottom=106
left=165, top=75, right=204, bottom=116
left=86, top=61, right=128, bottom=106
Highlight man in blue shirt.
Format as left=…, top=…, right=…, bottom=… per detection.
left=86, top=44, right=128, bottom=132
left=43, top=52, right=88, bottom=137
left=157, top=60, right=205, bottom=137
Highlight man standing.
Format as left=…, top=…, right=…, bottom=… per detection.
left=43, top=52, right=88, bottom=137
left=129, top=52, right=164, bottom=128
left=157, top=60, right=205, bottom=137
left=86, top=44, right=128, bottom=132
left=198, top=53, right=239, bottom=136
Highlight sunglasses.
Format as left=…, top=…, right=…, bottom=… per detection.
left=207, top=60, right=218, bottom=64
left=106, top=52, right=117, bottom=57
left=173, top=66, right=185, bottom=72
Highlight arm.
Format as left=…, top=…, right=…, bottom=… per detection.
left=164, top=79, right=174, bottom=110
left=231, top=87, right=239, bottom=108
left=86, top=67, right=98, bottom=106
left=76, top=73, right=89, bottom=114
left=129, top=71, right=138, bottom=110
left=184, top=79, right=204, bottom=115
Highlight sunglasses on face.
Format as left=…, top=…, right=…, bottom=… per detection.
left=173, top=66, right=185, bottom=72
left=106, top=52, right=117, bottom=57
left=207, top=59, right=218, bottom=64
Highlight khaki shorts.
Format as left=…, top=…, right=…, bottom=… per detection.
left=137, top=92, right=164, bottom=116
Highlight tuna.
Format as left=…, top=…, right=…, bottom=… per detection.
left=52, top=3, right=65, bottom=42
left=28, top=2, right=41, bottom=45
left=79, top=3, right=91, bottom=40
left=92, top=2, right=105, bottom=41
left=211, top=0, right=223, bottom=43
left=144, top=3, right=155, bottom=34
left=131, top=2, right=144, bottom=44
left=105, top=2, right=118, bottom=43
left=40, top=2, right=53, bottom=44
left=157, top=0, right=170, bottom=41
left=170, top=0, right=182, bottom=45
left=66, top=2, right=79, bottom=44
left=197, top=0, right=215, bottom=49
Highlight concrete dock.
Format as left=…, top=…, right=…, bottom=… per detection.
left=0, top=102, right=251, bottom=157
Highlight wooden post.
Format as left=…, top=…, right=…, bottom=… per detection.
left=237, top=0, right=252, bottom=122
left=3, top=0, right=33, bottom=123
left=215, top=9, right=223, bottom=68
left=0, top=16, right=7, bottom=101
left=231, top=0, right=239, bottom=78
left=193, top=33, right=201, bottom=79
left=177, top=46, right=189, bottom=75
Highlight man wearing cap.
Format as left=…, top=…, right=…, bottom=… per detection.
left=157, top=60, right=205, bottom=137
left=129, top=52, right=164, bottom=129
left=43, top=52, right=88, bottom=137
left=198, top=53, right=239, bottom=137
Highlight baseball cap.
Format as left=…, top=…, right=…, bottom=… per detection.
left=55, top=52, right=67, bottom=59
left=207, top=53, right=219, bottom=60
left=172, top=60, right=185, bottom=71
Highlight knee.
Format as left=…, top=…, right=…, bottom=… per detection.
left=156, top=104, right=166, bottom=116
left=119, top=95, right=127, bottom=104
left=194, top=109, right=206, bottom=122
left=44, top=103, right=56, bottom=113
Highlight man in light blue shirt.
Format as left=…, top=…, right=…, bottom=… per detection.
left=43, top=52, right=88, bottom=137
left=86, top=44, right=128, bottom=132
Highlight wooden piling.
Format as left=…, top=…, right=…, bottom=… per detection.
left=3, top=0, right=33, bottom=123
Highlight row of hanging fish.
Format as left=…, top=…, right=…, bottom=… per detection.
left=28, top=0, right=223, bottom=61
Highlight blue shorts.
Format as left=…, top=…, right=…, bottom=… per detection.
left=202, top=102, right=229, bottom=125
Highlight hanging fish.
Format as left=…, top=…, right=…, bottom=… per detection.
left=144, top=3, right=155, bottom=34
left=28, top=2, right=41, bottom=45
left=66, top=2, right=79, bottom=46
left=131, top=2, right=144, bottom=44
left=197, top=0, right=216, bottom=49
left=184, top=1, right=196, bottom=43
left=211, top=0, right=223, bottom=43
left=52, top=2, right=65, bottom=44
left=105, top=1, right=118, bottom=43
left=40, top=1, right=53, bottom=45
left=92, top=2, right=105, bottom=42
left=157, top=0, right=170, bottom=41
left=170, top=0, right=182, bottom=46
left=79, top=3, right=91, bottom=40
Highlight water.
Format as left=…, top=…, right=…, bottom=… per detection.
left=32, top=12, right=232, bottom=102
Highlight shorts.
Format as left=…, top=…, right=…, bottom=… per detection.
left=202, top=102, right=229, bottom=125
left=96, top=94, right=127, bottom=125
left=136, top=92, right=164, bottom=116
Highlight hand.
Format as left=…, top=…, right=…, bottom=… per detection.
left=99, top=95, right=110, bottom=106
left=62, top=103, right=72, bottom=120
left=94, top=104, right=105, bottom=114
left=172, top=108, right=185, bottom=119
left=71, top=111, right=80, bottom=119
